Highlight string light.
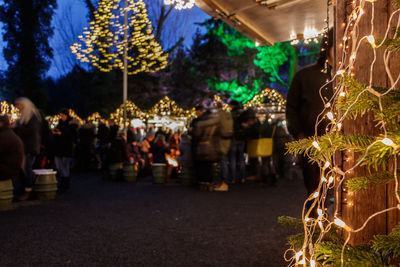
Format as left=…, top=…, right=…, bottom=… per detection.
left=312, top=141, right=321, bottom=150
left=284, top=1, right=400, bottom=265
left=163, top=0, right=195, bottom=10
left=71, top=0, right=168, bottom=75
left=381, top=138, right=394, bottom=146
left=243, top=87, right=286, bottom=110
left=366, top=35, right=376, bottom=48
left=0, top=101, right=20, bottom=122
left=326, top=111, right=334, bottom=121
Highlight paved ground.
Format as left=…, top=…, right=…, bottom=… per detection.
left=0, top=172, right=306, bottom=267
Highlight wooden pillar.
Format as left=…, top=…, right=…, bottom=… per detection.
left=335, top=0, right=400, bottom=245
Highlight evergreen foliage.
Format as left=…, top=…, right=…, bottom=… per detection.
left=203, top=19, right=297, bottom=103
left=0, top=0, right=57, bottom=109
left=284, top=2, right=400, bottom=262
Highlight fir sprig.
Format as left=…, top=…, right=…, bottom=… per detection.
left=372, top=224, right=400, bottom=261
left=346, top=171, right=399, bottom=192
left=315, top=242, right=386, bottom=267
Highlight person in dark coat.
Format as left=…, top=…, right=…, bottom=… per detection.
left=108, top=131, right=129, bottom=164
left=150, top=134, right=169, bottom=164
left=76, top=122, right=96, bottom=171
left=286, top=29, right=334, bottom=196
left=227, top=100, right=246, bottom=185
left=53, top=108, right=78, bottom=192
left=97, top=123, right=111, bottom=176
left=189, top=104, right=206, bottom=186
left=0, top=115, right=24, bottom=182
left=108, top=130, right=129, bottom=180
left=13, top=97, right=42, bottom=200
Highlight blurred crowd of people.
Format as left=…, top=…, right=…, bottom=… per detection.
left=0, top=96, right=295, bottom=201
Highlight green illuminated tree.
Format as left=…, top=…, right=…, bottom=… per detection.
left=203, top=19, right=296, bottom=103
left=254, top=42, right=296, bottom=87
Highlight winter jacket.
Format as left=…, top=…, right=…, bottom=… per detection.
left=13, top=114, right=41, bottom=155
left=108, top=138, right=129, bottom=164
left=150, top=142, right=169, bottom=164
left=0, top=126, right=24, bottom=181
left=231, top=107, right=245, bottom=141
left=286, top=62, right=333, bottom=139
left=54, top=119, right=78, bottom=157
left=195, top=112, right=225, bottom=161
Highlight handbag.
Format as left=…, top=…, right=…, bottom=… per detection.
left=247, top=125, right=276, bottom=158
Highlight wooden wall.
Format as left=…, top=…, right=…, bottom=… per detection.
left=335, top=0, right=400, bottom=245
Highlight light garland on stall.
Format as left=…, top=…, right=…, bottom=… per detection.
left=86, top=112, right=108, bottom=125
left=163, top=0, right=195, bottom=10
left=0, top=101, right=19, bottom=122
left=243, top=87, right=286, bottom=110
left=285, top=0, right=400, bottom=266
left=47, top=109, right=84, bottom=130
left=213, top=95, right=231, bottom=111
left=109, top=100, right=146, bottom=127
left=70, top=0, right=168, bottom=75
left=148, top=96, right=195, bottom=118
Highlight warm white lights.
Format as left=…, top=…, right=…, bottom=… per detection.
left=164, top=0, right=195, bottom=10
left=366, top=35, right=376, bottom=47
left=312, top=141, right=321, bottom=150
left=381, top=138, right=394, bottom=146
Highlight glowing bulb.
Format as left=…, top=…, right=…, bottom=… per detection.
left=350, top=54, right=356, bottom=61
left=333, top=218, right=351, bottom=231
left=339, top=92, right=346, bottom=97
left=310, top=259, right=316, bottom=267
left=317, top=208, right=323, bottom=215
left=366, top=35, right=376, bottom=47
left=381, top=138, right=394, bottom=146
left=317, top=208, right=323, bottom=220
left=337, top=122, right=342, bottom=130
left=305, top=217, right=310, bottom=222
left=295, top=251, right=303, bottom=261
left=324, top=161, right=330, bottom=168
left=325, top=102, right=331, bottom=108
left=337, top=69, right=345, bottom=75
left=298, top=258, right=306, bottom=265
left=312, top=141, right=321, bottom=150
left=312, top=191, right=319, bottom=198
left=321, top=176, right=327, bottom=182
left=326, top=112, right=334, bottom=120
left=359, top=9, right=364, bottom=16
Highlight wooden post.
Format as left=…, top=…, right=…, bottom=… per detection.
left=335, top=0, right=400, bottom=245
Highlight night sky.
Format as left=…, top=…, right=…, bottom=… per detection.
left=0, top=0, right=210, bottom=79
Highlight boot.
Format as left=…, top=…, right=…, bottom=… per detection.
left=17, top=188, right=32, bottom=201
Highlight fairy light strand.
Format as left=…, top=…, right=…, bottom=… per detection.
left=285, top=0, right=400, bottom=266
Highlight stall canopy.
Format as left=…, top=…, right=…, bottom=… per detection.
left=196, top=0, right=331, bottom=45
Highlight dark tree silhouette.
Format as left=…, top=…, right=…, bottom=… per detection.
left=0, top=0, right=57, bottom=109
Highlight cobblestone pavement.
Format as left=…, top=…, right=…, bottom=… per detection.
left=0, top=172, right=306, bottom=267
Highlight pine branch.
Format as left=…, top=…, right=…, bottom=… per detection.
left=286, top=133, right=375, bottom=164
left=383, top=38, right=400, bottom=53
left=337, top=75, right=400, bottom=131
left=372, top=224, right=400, bottom=261
left=278, top=216, right=304, bottom=229
left=393, top=0, right=400, bottom=9
left=315, top=242, right=385, bottom=267
left=346, top=171, right=399, bottom=192
left=287, top=232, right=304, bottom=250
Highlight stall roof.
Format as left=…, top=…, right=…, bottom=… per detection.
left=196, top=0, right=330, bottom=46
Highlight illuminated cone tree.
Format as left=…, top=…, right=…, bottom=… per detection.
left=71, top=0, right=168, bottom=127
